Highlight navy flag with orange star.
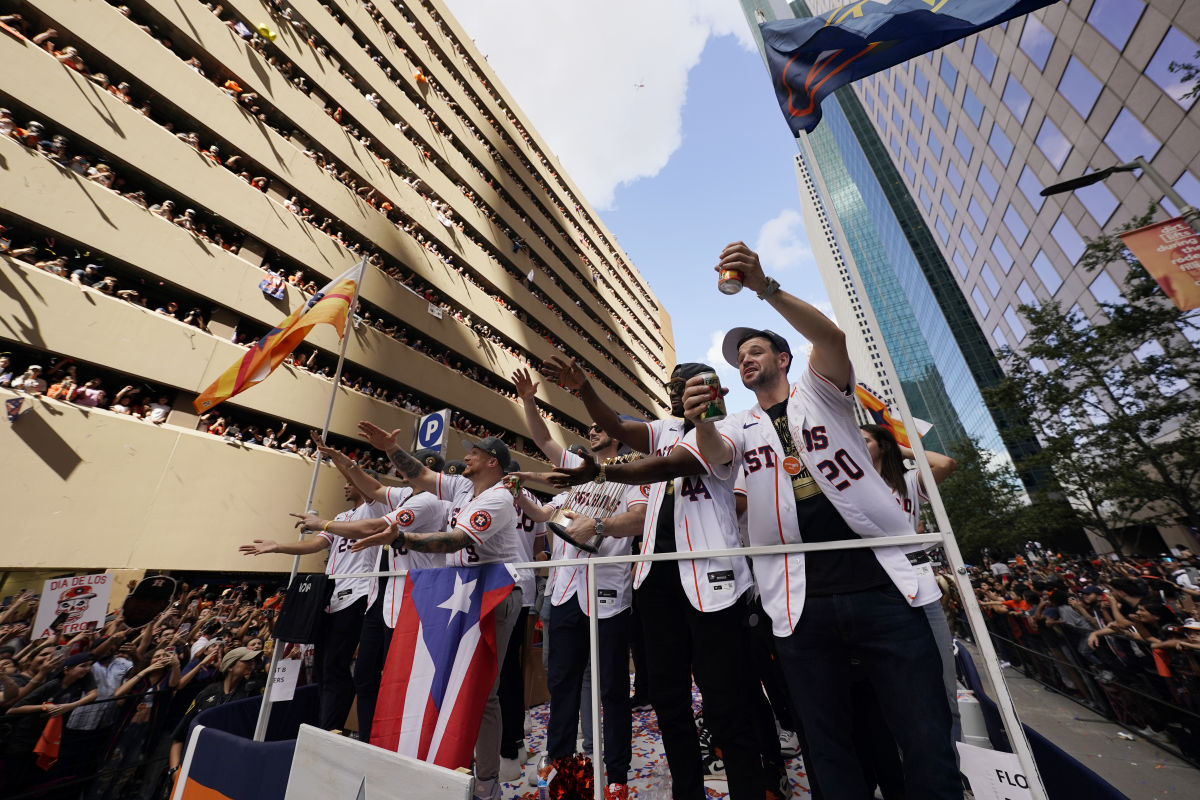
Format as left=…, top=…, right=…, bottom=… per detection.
left=761, top=0, right=1059, bottom=134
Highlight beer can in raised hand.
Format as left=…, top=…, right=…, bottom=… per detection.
left=717, top=268, right=744, bottom=295
left=695, top=371, right=727, bottom=422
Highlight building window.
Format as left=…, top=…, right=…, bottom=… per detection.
left=963, top=87, right=984, bottom=128
left=1105, top=110, right=1162, bottom=162
left=1032, top=250, right=1063, bottom=293
left=947, top=162, right=965, bottom=194
left=969, top=197, right=988, bottom=231
left=1004, top=306, right=1027, bottom=341
left=914, top=66, right=929, bottom=96
left=911, top=106, right=925, bottom=131
left=939, top=56, right=958, bottom=91
left=972, top=40, right=997, bottom=84
left=1004, top=205, right=1029, bottom=243
left=1161, top=171, right=1200, bottom=217
left=920, top=186, right=933, bottom=212
left=904, top=160, right=917, bottom=184
left=1087, top=0, right=1145, bottom=52
left=978, top=163, right=1000, bottom=201
left=1017, top=167, right=1045, bottom=211
left=989, top=124, right=1014, bottom=166
left=981, top=264, right=1001, bottom=296
left=907, top=132, right=920, bottom=157
left=1019, top=15, right=1054, bottom=69
left=973, top=286, right=991, bottom=317
left=923, top=160, right=938, bottom=187
left=1146, top=28, right=1199, bottom=110
left=1089, top=270, right=1125, bottom=307
left=1035, top=118, right=1071, bottom=171
left=991, top=235, right=1014, bottom=273
left=954, top=128, right=975, bottom=163
left=940, top=191, right=957, bottom=220
left=962, top=226, right=978, bottom=257
left=933, top=96, right=950, bottom=128
left=893, top=72, right=908, bottom=104
left=890, top=134, right=903, bottom=155
left=992, top=325, right=1010, bottom=351
left=1002, top=76, right=1033, bottom=123
left=892, top=107, right=905, bottom=131
left=1051, top=215, right=1086, bottom=263
left=953, top=250, right=970, bottom=279
left=1058, top=57, right=1103, bottom=119
left=876, top=107, right=887, bottom=129
left=928, top=129, right=944, bottom=161
left=1017, top=280, right=1040, bottom=307
left=1076, top=180, right=1119, bottom=226
left=936, top=217, right=950, bottom=244
left=863, top=90, right=875, bottom=112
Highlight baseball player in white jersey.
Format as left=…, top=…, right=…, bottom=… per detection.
left=547, top=243, right=960, bottom=799
left=248, top=479, right=387, bottom=731
left=538, top=359, right=771, bottom=800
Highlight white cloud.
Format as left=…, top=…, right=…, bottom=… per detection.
left=753, top=208, right=814, bottom=272
left=443, top=0, right=754, bottom=209
left=705, top=329, right=736, bottom=378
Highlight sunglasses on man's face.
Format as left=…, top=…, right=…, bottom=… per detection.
left=665, top=379, right=685, bottom=394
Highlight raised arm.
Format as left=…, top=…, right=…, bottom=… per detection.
left=240, top=536, right=332, bottom=557
left=513, top=368, right=564, bottom=464
left=541, top=357, right=651, bottom=453
left=312, top=432, right=390, bottom=505
left=900, top=445, right=957, bottom=490
left=717, top=242, right=849, bottom=389
left=357, top=421, right=438, bottom=493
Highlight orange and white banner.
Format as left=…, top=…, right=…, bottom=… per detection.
left=1119, top=217, right=1200, bottom=311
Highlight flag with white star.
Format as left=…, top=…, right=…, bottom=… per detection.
left=370, top=564, right=514, bottom=768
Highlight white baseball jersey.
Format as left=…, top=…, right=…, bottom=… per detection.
left=379, top=492, right=449, bottom=626
left=638, top=418, right=753, bottom=613
left=319, top=500, right=390, bottom=612
left=513, top=488, right=545, bottom=607
left=894, top=469, right=939, bottom=607
left=434, top=473, right=520, bottom=567
left=712, top=363, right=934, bottom=636
left=548, top=451, right=644, bottom=618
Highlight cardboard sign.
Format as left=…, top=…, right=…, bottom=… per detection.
left=270, top=657, right=301, bottom=702
left=1119, top=217, right=1200, bottom=311
left=33, top=573, right=112, bottom=638
left=957, top=742, right=1033, bottom=800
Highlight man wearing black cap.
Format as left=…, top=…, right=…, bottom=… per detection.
left=556, top=242, right=960, bottom=798
left=319, top=422, right=522, bottom=800
left=540, top=359, right=767, bottom=800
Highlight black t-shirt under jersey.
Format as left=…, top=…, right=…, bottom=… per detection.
left=765, top=400, right=890, bottom=597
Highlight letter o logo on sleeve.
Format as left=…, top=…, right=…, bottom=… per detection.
left=469, top=510, right=493, bottom=531
left=640, top=485, right=651, bottom=498
left=396, top=509, right=415, bottom=527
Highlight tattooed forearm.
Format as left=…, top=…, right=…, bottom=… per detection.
left=404, top=530, right=473, bottom=553
left=388, top=447, right=424, bottom=479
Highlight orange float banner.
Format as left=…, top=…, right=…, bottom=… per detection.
left=1118, top=217, right=1200, bottom=311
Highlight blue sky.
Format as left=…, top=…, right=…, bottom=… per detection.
left=444, top=1, right=833, bottom=414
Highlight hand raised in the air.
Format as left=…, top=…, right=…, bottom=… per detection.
left=511, top=368, right=538, bottom=400
left=541, top=356, right=586, bottom=391
left=357, top=420, right=401, bottom=451
left=714, top=242, right=768, bottom=294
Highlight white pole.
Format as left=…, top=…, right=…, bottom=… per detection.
left=587, top=560, right=604, bottom=800
left=796, top=133, right=1048, bottom=798
left=253, top=259, right=368, bottom=742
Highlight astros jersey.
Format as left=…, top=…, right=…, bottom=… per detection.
left=434, top=473, right=519, bottom=567
left=713, top=364, right=934, bottom=636
left=549, top=451, right=644, bottom=618
left=319, top=500, right=390, bottom=612
left=639, top=418, right=753, bottom=613
left=894, top=468, right=940, bottom=607
left=513, top=488, right=545, bottom=607
left=379, top=492, right=449, bottom=626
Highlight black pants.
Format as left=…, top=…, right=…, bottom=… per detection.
left=629, top=603, right=649, bottom=702
left=545, top=601, right=632, bottom=784
left=314, top=595, right=367, bottom=731
left=354, top=595, right=394, bottom=742
left=635, top=563, right=765, bottom=800
left=498, top=606, right=529, bottom=759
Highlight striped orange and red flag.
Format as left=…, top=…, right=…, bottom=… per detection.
left=193, top=260, right=365, bottom=413
left=855, top=382, right=911, bottom=447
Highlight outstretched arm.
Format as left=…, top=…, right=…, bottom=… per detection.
left=526, top=447, right=704, bottom=489
left=357, top=421, right=438, bottom=493
left=312, top=432, right=390, bottom=505
left=399, top=528, right=475, bottom=554
left=240, top=537, right=331, bottom=557
left=541, top=357, right=651, bottom=453
left=513, top=368, right=564, bottom=464
left=717, top=242, right=849, bottom=389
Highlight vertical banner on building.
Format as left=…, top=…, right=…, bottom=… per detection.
left=412, top=409, right=451, bottom=457
left=1118, top=217, right=1200, bottom=311
left=32, top=573, right=112, bottom=638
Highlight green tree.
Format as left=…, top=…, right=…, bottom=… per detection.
left=1169, top=48, right=1200, bottom=103
left=937, top=437, right=1026, bottom=560
left=986, top=210, right=1200, bottom=548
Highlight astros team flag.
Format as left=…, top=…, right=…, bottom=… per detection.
left=761, top=0, right=1059, bottom=134
left=193, top=259, right=365, bottom=413
left=856, top=382, right=912, bottom=447
left=371, top=564, right=514, bottom=768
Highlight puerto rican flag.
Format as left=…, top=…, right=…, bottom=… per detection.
left=370, top=564, right=514, bottom=768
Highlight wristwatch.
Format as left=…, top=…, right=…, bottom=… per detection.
left=757, top=277, right=781, bottom=300
left=595, top=519, right=606, bottom=536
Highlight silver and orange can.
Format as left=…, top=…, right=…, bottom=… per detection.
left=717, top=268, right=744, bottom=295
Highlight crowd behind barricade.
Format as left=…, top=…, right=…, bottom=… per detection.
left=939, top=547, right=1200, bottom=762
left=0, top=0, right=667, bottom=418
left=0, top=579, right=286, bottom=800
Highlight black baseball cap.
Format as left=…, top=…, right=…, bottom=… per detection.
left=462, top=437, right=514, bottom=472
left=566, top=443, right=590, bottom=458
left=444, top=459, right=466, bottom=475
left=413, top=448, right=445, bottom=472
left=721, top=328, right=792, bottom=368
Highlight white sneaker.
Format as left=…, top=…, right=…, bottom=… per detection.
left=778, top=729, right=801, bottom=759
left=499, top=757, right=523, bottom=783
left=472, top=777, right=500, bottom=800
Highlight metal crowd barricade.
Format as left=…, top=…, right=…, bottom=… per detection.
left=255, top=530, right=1051, bottom=800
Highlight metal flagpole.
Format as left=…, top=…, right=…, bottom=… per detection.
left=796, top=133, right=1048, bottom=798
left=587, top=561, right=604, bottom=800
left=253, top=257, right=368, bottom=742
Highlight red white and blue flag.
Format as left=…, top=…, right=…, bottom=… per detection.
left=370, top=564, right=514, bottom=768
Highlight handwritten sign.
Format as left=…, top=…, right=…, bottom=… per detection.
left=32, top=573, right=112, bottom=638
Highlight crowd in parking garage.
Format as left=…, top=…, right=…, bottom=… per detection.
left=1, top=2, right=664, bottom=416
